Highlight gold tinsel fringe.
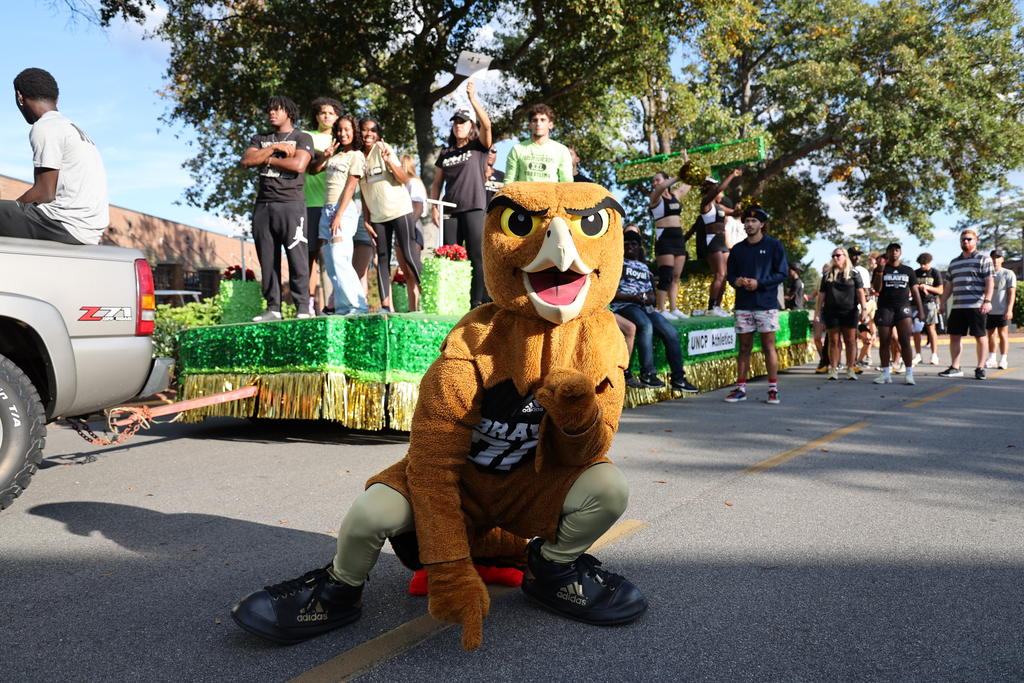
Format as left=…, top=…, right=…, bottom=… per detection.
left=337, top=381, right=387, bottom=431
left=178, top=374, right=260, bottom=422
left=675, top=274, right=736, bottom=315
left=387, top=382, right=420, bottom=432
left=256, top=373, right=325, bottom=420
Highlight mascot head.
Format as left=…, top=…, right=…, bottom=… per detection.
left=483, top=182, right=625, bottom=324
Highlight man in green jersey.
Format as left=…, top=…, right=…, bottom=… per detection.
left=504, top=103, right=573, bottom=183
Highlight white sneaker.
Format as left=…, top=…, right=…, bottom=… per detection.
left=999, top=357, right=1009, bottom=369
left=252, top=310, right=283, bottom=322
left=892, top=362, right=905, bottom=375
left=904, top=371, right=915, bottom=385
left=672, top=309, right=690, bottom=319
left=708, top=306, right=731, bottom=318
left=930, top=353, right=940, bottom=365
left=873, top=373, right=892, bottom=384
left=912, top=353, right=922, bottom=366
left=296, top=313, right=312, bottom=319
left=657, top=309, right=676, bottom=320
left=986, top=356, right=998, bottom=368
left=846, top=368, right=858, bottom=380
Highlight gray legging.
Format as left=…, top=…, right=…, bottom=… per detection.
left=442, top=208, right=487, bottom=306
left=372, top=212, right=422, bottom=305
left=328, top=462, right=629, bottom=586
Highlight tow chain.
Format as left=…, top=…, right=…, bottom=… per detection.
left=63, top=384, right=260, bottom=448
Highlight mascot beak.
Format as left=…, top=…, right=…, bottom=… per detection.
left=520, top=216, right=593, bottom=324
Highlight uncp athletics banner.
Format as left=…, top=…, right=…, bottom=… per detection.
left=687, top=326, right=736, bottom=356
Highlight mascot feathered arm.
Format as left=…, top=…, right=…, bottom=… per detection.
left=536, top=365, right=625, bottom=468
left=405, top=354, right=490, bottom=651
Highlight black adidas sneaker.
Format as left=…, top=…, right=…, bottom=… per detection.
left=521, top=538, right=647, bottom=625
left=231, top=564, right=363, bottom=644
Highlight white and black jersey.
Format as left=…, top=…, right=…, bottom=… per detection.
left=468, top=379, right=546, bottom=472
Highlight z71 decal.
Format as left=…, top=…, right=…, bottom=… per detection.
left=79, top=306, right=133, bottom=322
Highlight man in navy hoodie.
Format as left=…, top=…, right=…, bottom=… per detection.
left=723, top=207, right=788, bottom=404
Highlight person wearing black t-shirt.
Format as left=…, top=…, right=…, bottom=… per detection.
left=430, top=80, right=492, bottom=307
left=913, top=252, right=944, bottom=365
left=814, top=247, right=867, bottom=380
left=872, top=243, right=925, bottom=385
left=483, top=145, right=504, bottom=204
left=241, top=96, right=315, bottom=321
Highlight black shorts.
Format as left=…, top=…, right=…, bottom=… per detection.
left=947, top=308, right=986, bottom=337
left=875, top=304, right=913, bottom=327
left=655, top=227, right=687, bottom=257
left=823, top=308, right=858, bottom=330
left=697, top=231, right=728, bottom=257
left=0, top=199, right=85, bottom=244
left=986, top=314, right=1009, bottom=330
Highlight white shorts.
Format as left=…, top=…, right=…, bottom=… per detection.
left=734, top=309, right=780, bottom=334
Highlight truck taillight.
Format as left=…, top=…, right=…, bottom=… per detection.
left=135, top=258, right=155, bottom=336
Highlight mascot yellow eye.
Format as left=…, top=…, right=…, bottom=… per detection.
left=500, top=208, right=542, bottom=238
left=571, top=210, right=610, bottom=239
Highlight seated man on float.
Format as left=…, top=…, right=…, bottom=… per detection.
left=610, top=229, right=698, bottom=393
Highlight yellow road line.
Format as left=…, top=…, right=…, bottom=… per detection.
left=291, top=520, right=648, bottom=682
left=741, top=421, right=872, bottom=474
left=901, top=385, right=967, bottom=408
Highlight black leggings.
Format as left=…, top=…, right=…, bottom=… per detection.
left=442, top=209, right=488, bottom=306
left=373, top=213, right=422, bottom=304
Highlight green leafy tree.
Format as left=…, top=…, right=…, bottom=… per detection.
left=955, top=178, right=1024, bottom=259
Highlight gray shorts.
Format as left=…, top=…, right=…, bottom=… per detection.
left=922, top=299, right=939, bottom=326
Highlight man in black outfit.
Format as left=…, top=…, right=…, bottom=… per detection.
left=241, top=96, right=314, bottom=321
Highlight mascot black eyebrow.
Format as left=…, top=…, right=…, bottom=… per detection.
left=232, top=182, right=648, bottom=650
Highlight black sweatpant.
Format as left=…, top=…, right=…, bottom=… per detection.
left=372, top=212, right=421, bottom=306
left=252, top=200, right=309, bottom=312
left=442, top=208, right=488, bottom=306
left=0, top=200, right=84, bottom=244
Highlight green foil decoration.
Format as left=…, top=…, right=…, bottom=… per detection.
left=615, top=137, right=767, bottom=185
left=391, top=284, right=409, bottom=313
left=219, top=280, right=263, bottom=324
left=420, top=258, right=471, bottom=315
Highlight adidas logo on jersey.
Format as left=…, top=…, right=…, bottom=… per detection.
left=521, top=399, right=544, bottom=413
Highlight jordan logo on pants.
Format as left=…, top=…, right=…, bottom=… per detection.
left=288, top=216, right=307, bottom=250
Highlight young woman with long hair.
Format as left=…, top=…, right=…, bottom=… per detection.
left=814, top=247, right=868, bottom=380
left=648, top=168, right=691, bottom=319
left=695, top=168, right=742, bottom=316
left=307, top=114, right=367, bottom=314
left=358, top=116, right=421, bottom=312
left=429, top=80, right=492, bottom=307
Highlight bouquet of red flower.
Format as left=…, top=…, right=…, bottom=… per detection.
left=434, top=244, right=469, bottom=261
left=222, top=264, right=255, bottom=281
left=393, top=268, right=407, bottom=284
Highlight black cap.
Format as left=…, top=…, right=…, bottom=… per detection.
left=743, top=207, right=769, bottom=223
left=848, top=246, right=863, bottom=256
left=623, top=231, right=642, bottom=243
left=991, top=248, right=1003, bottom=258
left=885, top=242, right=902, bottom=252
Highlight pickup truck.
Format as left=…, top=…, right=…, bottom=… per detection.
left=0, top=237, right=172, bottom=510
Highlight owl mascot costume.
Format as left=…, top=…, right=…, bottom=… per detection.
left=232, top=183, right=647, bottom=650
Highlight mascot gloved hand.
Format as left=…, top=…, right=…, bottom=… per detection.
left=231, top=183, right=646, bottom=651
left=426, top=559, right=490, bottom=650
left=536, top=367, right=600, bottom=435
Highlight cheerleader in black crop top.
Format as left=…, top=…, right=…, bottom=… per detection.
left=696, top=167, right=743, bottom=316
left=648, top=169, right=693, bottom=319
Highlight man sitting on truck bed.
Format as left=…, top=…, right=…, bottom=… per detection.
left=0, top=68, right=109, bottom=245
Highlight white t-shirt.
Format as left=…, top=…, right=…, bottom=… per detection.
left=30, top=111, right=109, bottom=244
left=405, top=177, right=428, bottom=218
left=854, top=265, right=872, bottom=297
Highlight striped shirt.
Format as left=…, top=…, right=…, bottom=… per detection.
left=947, top=251, right=994, bottom=309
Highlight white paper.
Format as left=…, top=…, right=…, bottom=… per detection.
left=456, top=50, right=493, bottom=77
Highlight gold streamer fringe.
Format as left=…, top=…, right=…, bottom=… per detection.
left=256, top=373, right=325, bottom=420
left=676, top=274, right=736, bottom=315
left=387, top=382, right=420, bottom=432
left=178, top=374, right=259, bottom=422
left=335, top=380, right=387, bottom=431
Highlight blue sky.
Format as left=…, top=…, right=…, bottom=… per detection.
left=3, top=1, right=1015, bottom=267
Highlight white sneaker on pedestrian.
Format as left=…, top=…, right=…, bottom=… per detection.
left=892, top=362, right=905, bottom=375
left=846, top=368, right=858, bottom=380
left=827, top=367, right=838, bottom=380
left=873, top=373, right=892, bottom=384
left=999, top=356, right=1009, bottom=369
left=930, top=353, right=940, bottom=365
left=904, top=370, right=915, bottom=385
left=986, top=356, right=998, bottom=368
left=708, top=306, right=731, bottom=318
left=912, top=353, right=922, bottom=366
left=672, top=309, right=690, bottom=319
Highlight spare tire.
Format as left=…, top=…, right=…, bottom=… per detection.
left=0, top=353, right=46, bottom=510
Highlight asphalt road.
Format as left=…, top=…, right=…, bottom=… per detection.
left=1, top=353, right=1022, bottom=682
